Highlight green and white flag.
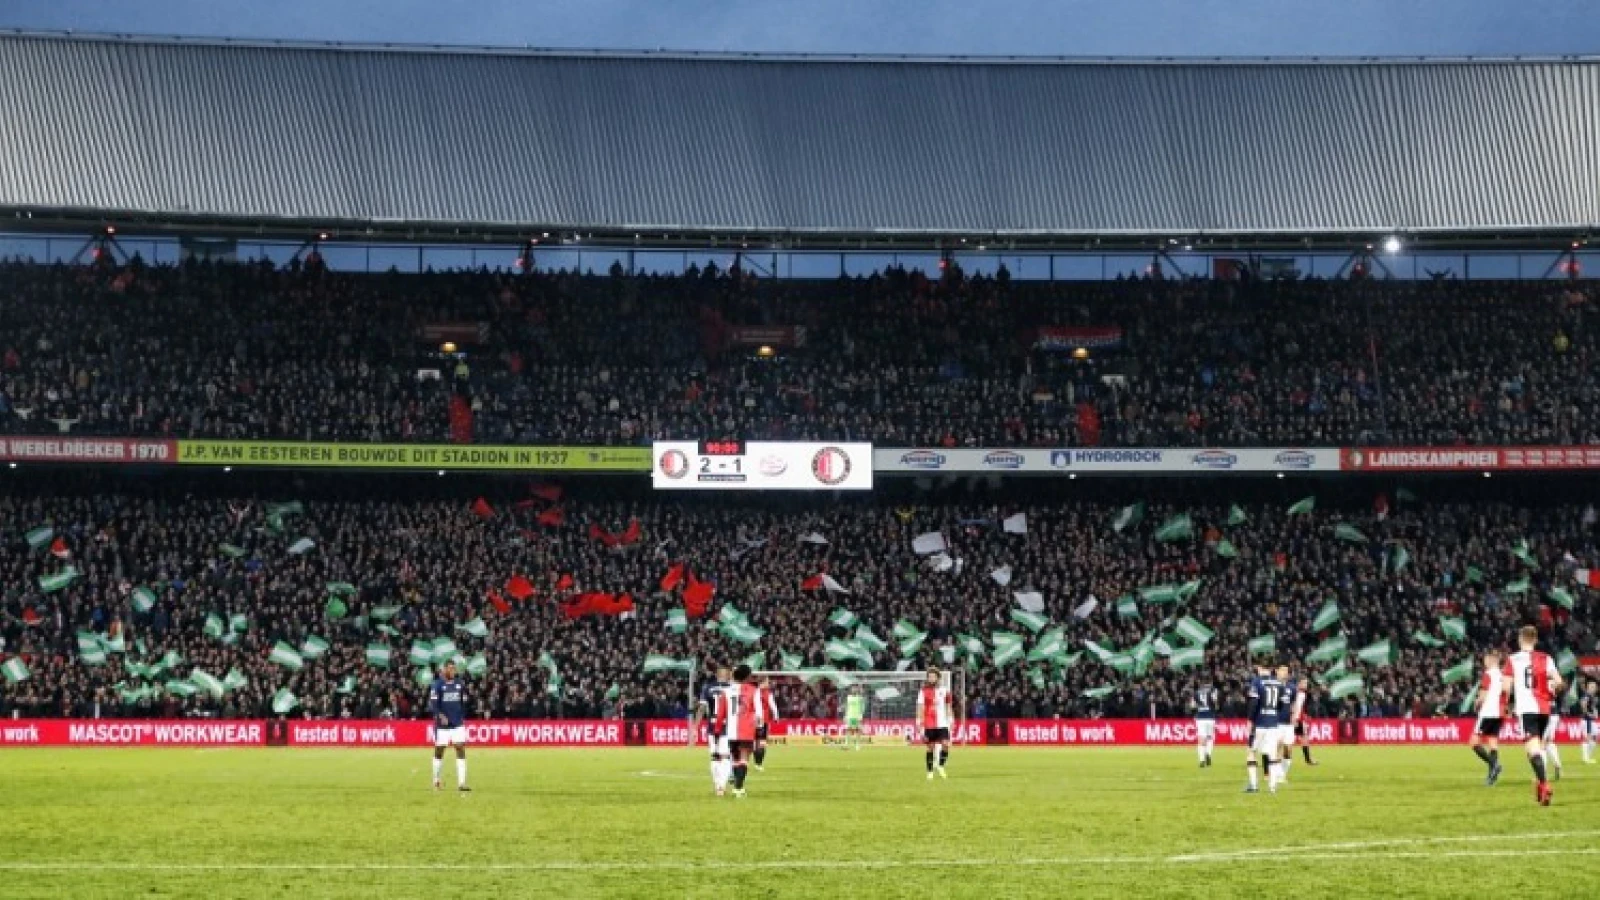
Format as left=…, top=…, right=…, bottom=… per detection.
left=824, top=639, right=873, bottom=667
left=230, top=613, right=249, bottom=633
left=892, top=620, right=922, bottom=641
left=1083, top=640, right=1116, bottom=662
left=2, top=657, right=29, bottom=683
left=287, top=538, right=315, bottom=556
left=25, top=526, right=54, bottom=550
left=1225, top=505, right=1248, bottom=526
left=721, top=621, right=766, bottom=646
left=1010, top=609, right=1049, bottom=633
left=103, top=633, right=125, bottom=654
left=370, top=605, right=401, bottom=622
left=537, top=651, right=558, bottom=676
left=1174, top=617, right=1214, bottom=646
left=1438, top=617, right=1467, bottom=642
left=1333, top=524, right=1368, bottom=543
left=1169, top=645, right=1205, bottom=670
left=1215, top=540, right=1239, bottom=559
left=223, top=669, right=249, bottom=692
left=456, top=618, right=489, bottom=638
left=665, top=608, right=688, bottom=634
left=853, top=626, right=888, bottom=653
left=958, top=634, right=987, bottom=658
left=1028, top=628, right=1067, bottom=663
left=300, top=635, right=330, bottom=660
left=336, top=676, right=357, bottom=695
left=1105, top=653, right=1136, bottom=675
left=266, top=501, right=305, bottom=519
left=1311, top=601, right=1341, bottom=632
left=1547, top=588, right=1576, bottom=610
left=896, top=628, right=928, bottom=658
left=1116, top=595, right=1139, bottom=618
left=131, top=587, right=158, bottom=613
left=1287, top=496, right=1316, bottom=516
left=546, top=670, right=565, bottom=698
left=828, top=608, right=859, bottom=630
left=430, top=638, right=458, bottom=665
left=40, top=568, right=79, bottom=593
left=218, top=543, right=248, bottom=559
left=1357, top=639, right=1396, bottom=668
left=76, top=632, right=107, bottom=665
left=413, top=666, right=434, bottom=687
left=365, top=643, right=392, bottom=668
left=189, top=669, right=225, bottom=699
left=1111, top=502, right=1145, bottom=534
left=1082, top=686, right=1116, bottom=700
left=1458, top=685, right=1480, bottom=715
left=1248, top=634, right=1277, bottom=656
left=1328, top=674, right=1365, bottom=699
left=1556, top=649, right=1578, bottom=675
left=466, top=654, right=488, bottom=677
left=1391, top=546, right=1411, bottom=573
left=1139, top=584, right=1180, bottom=604
left=1464, top=566, right=1485, bottom=584
left=1411, top=631, right=1445, bottom=648
left=271, top=688, right=299, bottom=715
left=326, top=582, right=357, bottom=597
left=1129, top=639, right=1156, bottom=675
left=742, top=651, right=767, bottom=671
left=1502, top=578, right=1531, bottom=595
left=991, top=641, right=1024, bottom=668
left=642, top=655, right=694, bottom=674
left=324, top=598, right=348, bottom=620
left=1154, top=514, right=1194, bottom=543
left=1306, top=635, right=1348, bottom=664
left=780, top=651, right=805, bottom=672
left=164, top=680, right=198, bottom=698
left=1176, top=579, right=1203, bottom=601
left=1441, top=658, right=1474, bottom=684
left=268, top=642, right=304, bottom=671
left=203, top=613, right=225, bottom=639
left=1511, top=540, right=1539, bottom=569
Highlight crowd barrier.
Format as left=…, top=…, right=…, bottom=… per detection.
left=2, top=718, right=1587, bottom=747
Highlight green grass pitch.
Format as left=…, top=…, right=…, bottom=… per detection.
left=1, top=745, right=1596, bottom=899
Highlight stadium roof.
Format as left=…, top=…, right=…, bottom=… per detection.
left=3, top=31, right=1600, bottom=249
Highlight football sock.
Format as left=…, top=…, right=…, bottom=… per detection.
left=1246, top=760, right=1258, bottom=789
left=1266, top=758, right=1279, bottom=788
left=1282, top=757, right=1293, bottom=778
left=1473, top=745, right=1492, bottom=766
left=1301, top=745, right=1314, bottom=763
left=431, top=759, right=442, bottom=783
left=754, top=747, right=766, bottom=767
left=1545, top=743, right=1562, bottom=771
left=1198, top=743, right=1206, bottom=762
left=926, top=751, right=935, bottom=773
left=456, top=758, right=467, bottom=786
left=732, top=762, right=748, bottom=789
left=1530, top=753, right=1548, bottom=784
left=938, top=747, right=949, bottom=768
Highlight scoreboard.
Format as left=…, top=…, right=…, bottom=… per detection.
left=651, top=441, right=873, bottom=491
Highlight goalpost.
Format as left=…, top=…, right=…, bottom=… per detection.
left=754, top=668, right=966, bottom=747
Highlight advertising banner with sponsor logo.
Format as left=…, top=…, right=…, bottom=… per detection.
left=642, top=719, right=987, bottom=746
left=653, top=442, right=873, bottom=491
left=1342, top=446, right=1600, bottom=472
left=0, top=720, right=265, bottom=746
left=1035, top=326, right=1125, bottom=351
left=176, top=441, right=649, bottom=472
left=875, top=447, right=1339, bottom=475
left=0, top=436, right=176, bottom=464
left=1002, top=718, right=1591, bottom=746
left=287, top=720, right=627, bottom=747
left=727, top=326, right=806, bottom=349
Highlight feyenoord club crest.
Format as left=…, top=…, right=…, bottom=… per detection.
left=811, top=446, right=852, bottom=486
left=658, top=449, right=690, bottom=479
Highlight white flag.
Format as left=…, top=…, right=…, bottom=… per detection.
left=929, top=552, right=956, bottom=573
left=912, top=532, right=948, bottom=555
left=1002, top=513, right=1028, bottom=535
left=990, top=565, right=1013, bottom=587
left=822, top=574, right=850, bottom=594
left=1013, top=591, right=1046, bottom=614
left=1072, top=598, right=1099, bottom=619
left=799, top=532, right=829, bottom=545
left=287, top=538, right=316, bottom=555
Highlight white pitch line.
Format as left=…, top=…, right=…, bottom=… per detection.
left=1167, top=829, right=1600, bottom=863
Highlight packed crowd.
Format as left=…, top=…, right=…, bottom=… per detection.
left=0, top=473, right=1592, bottom=721
left=1, top=257, right=1595, bottom=448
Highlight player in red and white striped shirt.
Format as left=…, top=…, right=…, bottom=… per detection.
left=1504, top=626, right=1565, bottom=806
left=712, top=664, right=765, bottom=799
left=1469, top=650, right=1507, bottom=786
left=916, top=669, right=954, bottom=781
left=753, top=675, right=780, bottom=771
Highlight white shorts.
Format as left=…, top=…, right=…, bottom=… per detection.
left=1195, top=719, right=1216, bottom=741
left=710, top=736, right=730, bottom=759
left=1585, top=720, right=1597, bottom=740
left=1278, top=724, right=1297, bottom=748
left=1543, top=716, right=1561, bottom=744
left=1251, top=725, right=1280, bottom=756
left=434, top=726, right=468, bottom=747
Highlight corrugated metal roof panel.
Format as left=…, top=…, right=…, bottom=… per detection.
left=1, top=34, right=1596, bottom=235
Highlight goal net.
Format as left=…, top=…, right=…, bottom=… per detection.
left=755, top=669, right=966, bottom=746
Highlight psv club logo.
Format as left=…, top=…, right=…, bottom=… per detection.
left=811, top=446, right=853, bottom=486
left=658, top=449, right=690, bottom=479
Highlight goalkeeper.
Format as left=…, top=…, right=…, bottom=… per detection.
left=841, top=684, right=866, bottom=751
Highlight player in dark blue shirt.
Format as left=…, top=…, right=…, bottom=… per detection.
left=429, top=659, right=470, bottom=793
left=1190, top=685, right=1219, bottom=768
left=1245, top=666, right=1284, bottom=794
left=1275, top=665, right=1302, bottom=783
left=691, top=665, right=733, bottom=795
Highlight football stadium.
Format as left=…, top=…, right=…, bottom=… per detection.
left=2, top=25, right=1600, bottom=900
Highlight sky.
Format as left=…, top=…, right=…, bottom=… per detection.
left=1, top=0, right=1597, bottom=57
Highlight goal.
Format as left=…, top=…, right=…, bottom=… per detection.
left=754, top=668, right=966, bottom=746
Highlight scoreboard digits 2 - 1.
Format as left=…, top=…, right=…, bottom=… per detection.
left=652, top=441, right=873, bottom=491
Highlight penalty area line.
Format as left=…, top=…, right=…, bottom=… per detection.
left=1166, top=829, right=1600, bottom=863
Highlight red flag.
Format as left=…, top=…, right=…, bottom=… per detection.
left=49, top=537, right=71, bottom=560
left=588, top=523, right=614, bottom=546
left=1577, top=569, right=1600, bottom=588
left=555, top=573, right=575, bottom=592
left=486, top=590, right=511, bottom=616
left=471, top=498, right=496, bottom=520
left=1273, top=552, right=1288, bottom=571
left=536, top=508, right=566, bottom=528
left=801, top=574, right=825, bottom=591
left=529, top=484, right=563, bottom=503
left=505, top=575, right=537, bottom=601
left=21, top=607, right=40, bottom=626
left=660, top=564, right=686, bottom=593
left=619, top=518, right=642, bottom=546
left=682, top=577, right=714, bottom=617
